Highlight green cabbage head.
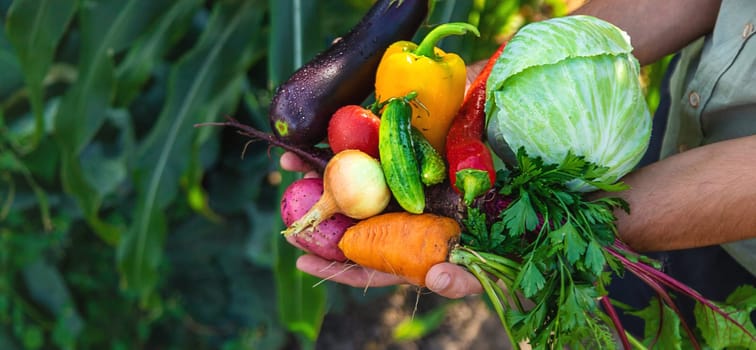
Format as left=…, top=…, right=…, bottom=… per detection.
left=486, top=15, right=651, bottom=191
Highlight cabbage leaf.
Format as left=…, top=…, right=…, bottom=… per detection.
left=486, top=15, right=651, bottom=191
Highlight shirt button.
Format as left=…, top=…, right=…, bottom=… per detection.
left=688, top=91, right=700, bottom=108
left=678, top=144, right=689, bottom=153
left=743, top=23, right=754, bottom=39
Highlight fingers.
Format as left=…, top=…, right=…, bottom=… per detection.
left=280, top=151, right=320, bottom=178
left=279, top=151, right=311, bottom=172
left=465, top=60, right=488, bottom=92
left=425, top=263, right=483, bottom=299
left=296, top=254, right=406, bottom=288
left=297, top=254, right=483, bottom=299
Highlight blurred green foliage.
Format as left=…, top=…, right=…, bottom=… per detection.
left=0, top=0, right=667, bottom=348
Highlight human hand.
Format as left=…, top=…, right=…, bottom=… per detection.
left=280, top=151, right=483, bottom=298
left=465, top=59, right=488, bottom=90
left=296, top=254, right=482, bottom=299
left=279, top=151, right=321, bottom=178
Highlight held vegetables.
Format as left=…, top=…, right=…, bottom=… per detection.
left=283, top=149, right=391, bottom=236
left=446, top=42, right=506, bottom=204
left=375, top=22, right=479, bottom=153
left=338, top=212, right=461, bottom=286
left=486, top=15, right=651, bottom=191
left=207, top=12, right=756, bottom=350
left=280, top=178, right=354, bottom=262
left=378, top=97, right=426, bottom=214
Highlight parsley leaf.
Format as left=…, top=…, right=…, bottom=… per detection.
left=483, top=148, right=630, bottom=347
left=501, top=192, right=539, bottom=236
left=518, top=261, right=546, bottom=298
left=584, top=240, right=606, bottom=276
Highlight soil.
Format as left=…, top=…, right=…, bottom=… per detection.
left=315, top=285, right=524, bottom=350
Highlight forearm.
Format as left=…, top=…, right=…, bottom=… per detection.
left=614, top=135, right=756, bottom=252
left=572, top=0, right=721, bottom=65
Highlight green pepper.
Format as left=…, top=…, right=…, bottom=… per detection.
left=374, top=22, right=479, bottom=153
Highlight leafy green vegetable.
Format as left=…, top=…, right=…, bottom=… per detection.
left=462, top=148, right=755, bottom=349
left=694, top=285, right=756, bottom=349
left=460, top=149, right=629, bottom=349
left=629, top=297, right=684, bottom=350
left=485, top=15, right=651, bottom=191
left=457, top=13, right=755, bottom=350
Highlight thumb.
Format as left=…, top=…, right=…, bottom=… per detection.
left=425, top=263, right=483, bottom=299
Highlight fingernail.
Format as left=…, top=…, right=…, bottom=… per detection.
left=431, top=272, right=451, bottom=291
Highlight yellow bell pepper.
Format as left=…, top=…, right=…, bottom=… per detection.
left=375, top=22, right=479, bottom=153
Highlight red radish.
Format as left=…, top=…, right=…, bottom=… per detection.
left=281, top=178, right=354, bottom=261
left=283, top=149, right=391, bottom=236
left=327, top=105, right=381, bottom=158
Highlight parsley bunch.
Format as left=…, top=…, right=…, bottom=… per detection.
left=461, top=148, right=631, bottom=349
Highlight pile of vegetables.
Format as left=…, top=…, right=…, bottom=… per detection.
left=201, top=1, right=756, bottom=348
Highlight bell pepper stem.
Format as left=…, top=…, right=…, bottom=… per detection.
left=455, top=168, right=492, bottom=205
left=415, top=22, right=480, bottom=59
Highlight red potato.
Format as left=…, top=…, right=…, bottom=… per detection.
left=280, top=178, right=355, bottom=262
left=327, top=105, right=381, bottom=158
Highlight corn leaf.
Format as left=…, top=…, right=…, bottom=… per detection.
left=114, top=0, right=202, bottom=107
left=185, top=76, right=245, bottom=222
left=273, top=208, right=326, bottom=342
left=117, top=0, right=263, bottom=302
left=268, top=0, right=327, bottom=345
left=53, top=0, right=174, bottom=245
left=5, top=0, right=76, bottom=145
left=0, top=22, right=24, bottom=103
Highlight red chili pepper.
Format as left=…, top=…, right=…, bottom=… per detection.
left=445, top=42, right=506, bottom=205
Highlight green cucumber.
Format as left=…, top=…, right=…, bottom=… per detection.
left=411, top=127, right=446, bottom=186
left=379, top=98, right=425, bottom=214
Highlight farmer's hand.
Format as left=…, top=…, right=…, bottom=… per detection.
left=465, top=59, right=487, bottom=91
left=296, top=254, right=483, bottom=299
left=280, top=152, right=320, bottom=178
left=279, top=154, right=483, bottom=299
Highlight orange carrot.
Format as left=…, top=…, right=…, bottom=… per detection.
left=338, top=212, right=461, bottom=286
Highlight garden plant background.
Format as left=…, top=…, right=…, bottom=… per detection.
left=0, top=0, right=670, bottom=348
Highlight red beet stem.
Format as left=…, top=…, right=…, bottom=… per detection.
left=608, top=242, right=756, bottom=342
left=600, top=296, right=632, bottom=350
left=195, top=117, right=332, bottom=172
left=607, top=246, right=704, bottom=349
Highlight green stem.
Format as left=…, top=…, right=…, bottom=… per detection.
left=414, top=22, right=480, bottom=59
left=468, top=263, right=520, bottom=350
left=476, top=264, right=526, bottom=312
left=450, top=247, right=524, bottom=346
left=449, top=247, right=524, bottom=308
left=596, top=310, right=648, bottom=350
left=626, top=332, right=648, bottom=350
left=474, top=251, right=523, bottom=271
left=456, top=169, right=492, bottom=205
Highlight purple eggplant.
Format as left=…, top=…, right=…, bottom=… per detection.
left=269, top=0, right=429, bottom=147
